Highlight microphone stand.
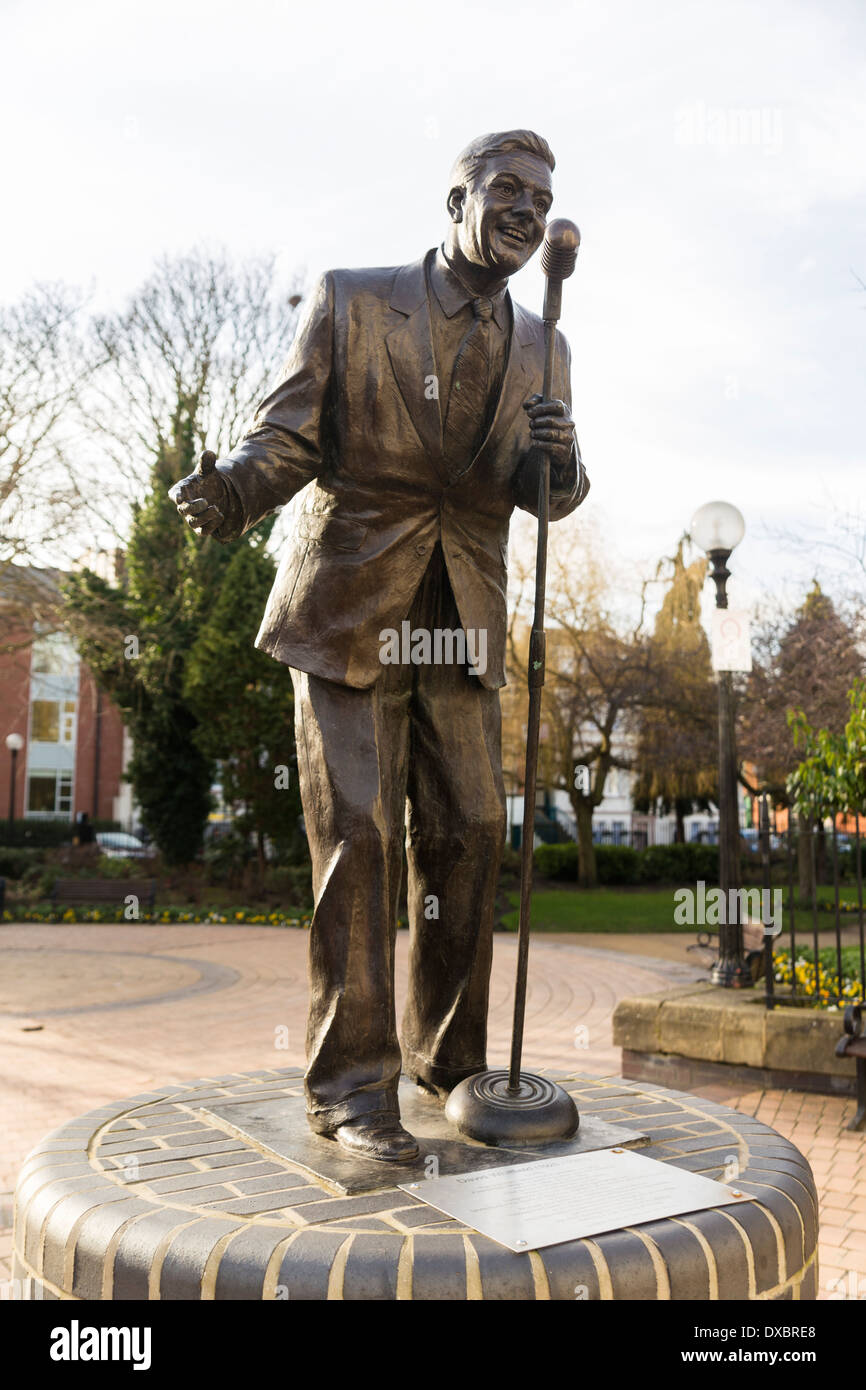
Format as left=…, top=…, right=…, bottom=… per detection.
left=507, top=316, right=556, bottom=1094
left=445, top=221, right=581, bottom=1145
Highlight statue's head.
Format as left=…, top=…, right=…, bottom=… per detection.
left=446, top=130, right=554, bottom=278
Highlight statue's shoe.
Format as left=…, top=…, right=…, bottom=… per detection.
left=332, top=1114, right=420, bottom=1162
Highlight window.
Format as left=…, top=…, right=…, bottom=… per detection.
left=31, top=700, right=60, bottom=743
left=27, top=770, right=73, bottom=816
left=62, top=701, right=76, bottom=743
left=31, top=632, right=79, bottom=677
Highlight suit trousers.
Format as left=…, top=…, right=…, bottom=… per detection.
left=289, top=545, right=507, bottom=1133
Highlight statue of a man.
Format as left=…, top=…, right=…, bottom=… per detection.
left=170, top=129, right=589, bottom=1161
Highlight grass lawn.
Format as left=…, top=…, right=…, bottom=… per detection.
left=502, top=883, right=864, bottom=934
left=502, top=887, right=692, bottom=933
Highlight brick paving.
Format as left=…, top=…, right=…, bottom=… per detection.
left=1, top=921, right=863, bottom=1299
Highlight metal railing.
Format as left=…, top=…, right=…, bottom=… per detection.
left=591, top=821, right=720, bottom=849
left=757, top=796, right=865, bottom=1012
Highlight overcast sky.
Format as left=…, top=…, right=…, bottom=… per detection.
left=3, top=0, right=864, bottom=619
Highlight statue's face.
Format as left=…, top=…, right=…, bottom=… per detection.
left=449, top=151, right=553, bottom=277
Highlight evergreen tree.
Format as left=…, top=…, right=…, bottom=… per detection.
left=64, top=413, right=228, bottom=864
left=183, top=517, right=303, bottom=871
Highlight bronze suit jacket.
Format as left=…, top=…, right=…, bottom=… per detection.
left=215, top=249, right=590, bottom=691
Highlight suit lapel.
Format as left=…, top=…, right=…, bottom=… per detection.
left=385, top=255, right=446, bottom=479
left=385, top=261, right=539, bottom=487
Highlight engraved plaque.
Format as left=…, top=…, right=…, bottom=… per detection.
left=398, top=1147, right=749, bottom=1252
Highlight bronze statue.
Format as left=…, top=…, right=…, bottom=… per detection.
left=170, top=130, right=589, bottom=1161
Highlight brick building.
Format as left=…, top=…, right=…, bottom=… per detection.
left=0, top=570, right=129, bottom=826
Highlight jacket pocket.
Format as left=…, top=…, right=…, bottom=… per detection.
left=298, top=513, right=368, bottom=550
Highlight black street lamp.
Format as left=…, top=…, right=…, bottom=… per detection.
left=690, top=501, right=750, bottom=989
left=6, top=732, right=24, bottom=833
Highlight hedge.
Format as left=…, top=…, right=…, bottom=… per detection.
left=638, top=843, right=719, bottom=883
left=0, top=818, right=120, bottom=848
left=533, top=840, right=720, bottom=885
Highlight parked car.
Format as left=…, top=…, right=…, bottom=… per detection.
left=96, top=831, right=155, bottom=860
left=740, top=828, right=782, bottom=853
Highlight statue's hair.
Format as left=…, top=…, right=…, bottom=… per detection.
left=449, top=130, right=555, bottom=190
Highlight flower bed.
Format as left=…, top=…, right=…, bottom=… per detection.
left=773, top=947, right=864, bottom=1010
left=2, top=905, right=313, bottom=927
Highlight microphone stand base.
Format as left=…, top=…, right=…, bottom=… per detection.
left=445, top=1070, right=579, bottom=1146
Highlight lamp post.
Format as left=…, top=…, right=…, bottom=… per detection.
left=690, top=500, right=749, bottom=989
left=5, top=732, right=24, bottom=833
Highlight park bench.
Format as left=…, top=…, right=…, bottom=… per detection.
left=835, top=1004, right=866, bottom=1131
left=51, top=878, right=157, bottom=920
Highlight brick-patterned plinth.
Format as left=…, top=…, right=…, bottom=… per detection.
left=12, top=1069, right=818, bottom=1301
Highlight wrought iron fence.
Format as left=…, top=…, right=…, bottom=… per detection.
left=756, top=795, right=865, bottom=1013
left=590, top=821, right=720, bottom=849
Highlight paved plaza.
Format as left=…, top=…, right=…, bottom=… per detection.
left=1, top=922, right=863, bottom=1299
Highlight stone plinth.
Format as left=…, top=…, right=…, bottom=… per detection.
left=12, top=1068, right=817, bottom=1301
left=614, top=984, right=857, bottom=1096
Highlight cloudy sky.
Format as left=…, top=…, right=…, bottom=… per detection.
left=3, top=0, right=864, bottom=617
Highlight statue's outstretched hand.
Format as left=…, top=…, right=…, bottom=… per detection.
left=168, top=450, right=229, bottom=537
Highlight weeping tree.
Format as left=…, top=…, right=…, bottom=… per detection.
left=632, top=544, right=718, bottom=842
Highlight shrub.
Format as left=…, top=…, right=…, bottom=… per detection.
left=203, top=829, right=253, bottom=885
left=266, top=861, right=313, bottom=908
left=0, top=848, right=35, bottom=879
left=640, top=843, right=719, bottom=884
left=534, top=842, right=579, bottom=880
left=595, top=845, right=641, bottom=885
left=532, top=839, right=720, bottom=886
left=499, top=844, right=522, bottom=878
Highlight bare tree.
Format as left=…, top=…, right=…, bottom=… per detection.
left=0, top=283, right=95, bottom=617
left=78, top=248, right=304, bottom=545
left=740, top=582, right=864, bottom=894
left=505, top=518, right=654, bottom=886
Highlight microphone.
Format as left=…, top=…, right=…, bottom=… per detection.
left=541, top=218, right=580, bottom=322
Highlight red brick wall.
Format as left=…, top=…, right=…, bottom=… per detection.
left=0, top=627, right=33, bottom=820
left=74, top=667, right=126, bottom=822
left=0, top=627, right=126, bottom=823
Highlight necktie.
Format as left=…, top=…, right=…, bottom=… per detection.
left=443, top=296, right=493, bottom=470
